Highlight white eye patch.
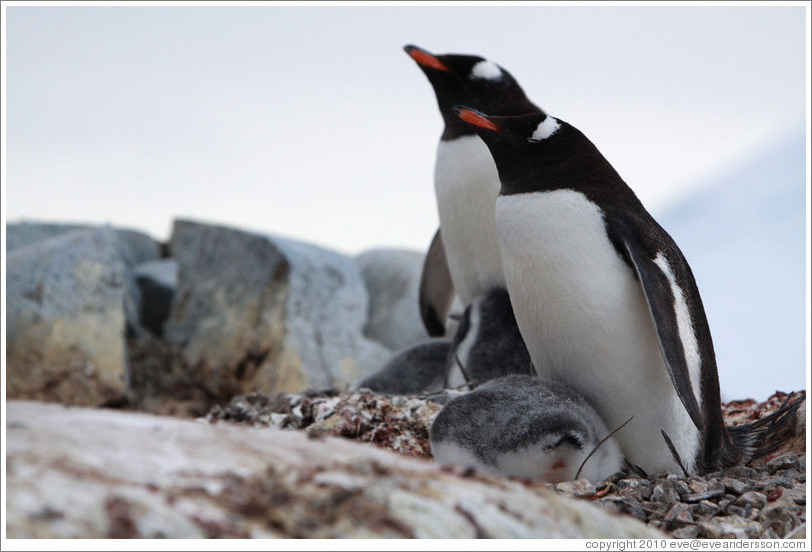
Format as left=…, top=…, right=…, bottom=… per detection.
left=470, top=60, right=503, bottom=81
left=529, top=117, right=561, bottom=141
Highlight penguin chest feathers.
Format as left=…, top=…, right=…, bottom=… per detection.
left=495, top=188, right=701, bottom=475
left=435, top=135, right=506, bottom=304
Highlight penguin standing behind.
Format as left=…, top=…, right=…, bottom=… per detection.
left=453, top=106, right=785, bottom=475
left=404, top=45, right=542, bottom=334
left=430, top=375, right=624, bottom=483
left=356, top=338, right=451, bottom=396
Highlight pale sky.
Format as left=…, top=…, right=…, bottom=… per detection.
left=3, top=2, right=808, bottom=255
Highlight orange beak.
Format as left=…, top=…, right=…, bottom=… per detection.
left=453, top=106, right=500, bottom=132
left=404, top=45, right=451, bottom=72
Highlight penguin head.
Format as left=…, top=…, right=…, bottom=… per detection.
left=403, top=45, right=540, bottom=139
left=453, top=106, right=620, bottom=196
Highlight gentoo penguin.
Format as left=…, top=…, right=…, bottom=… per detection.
left=430, top=375, right=624, bottom=483
left=453, top=106, right=744, bottom=475
left=356, top=338, right=451, bottom=395
left=404, top=45, right=543, bottom=335
left=445, top=287, right=534, bottom=390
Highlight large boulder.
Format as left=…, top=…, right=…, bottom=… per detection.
left=5, top=400, right=668, bottom=539
left=163, top=219, right=391, bottom=398
left=355, top=248, right=429, bottom=351
left=6, top=221, right=162, bottom=266
left=6, top=227, right=139, bottom=406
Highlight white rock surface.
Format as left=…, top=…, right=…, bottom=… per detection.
left=355, top=248, right=429, bottom=351
left=6, top=221, right=161, bottom=266
left=5, top=400, right=667, bottom=539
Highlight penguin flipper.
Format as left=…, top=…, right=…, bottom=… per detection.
left=419, top=228, right=456, bottom=337
left=617, top=228, right=705, bottom=432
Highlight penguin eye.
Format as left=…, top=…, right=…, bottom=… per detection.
left=528, top=117, right=561, bottom=143
left=469, top=60, right=503, bottom=81
left=547, top=433, right=584, bottom=451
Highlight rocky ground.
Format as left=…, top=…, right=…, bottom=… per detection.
left=206, top=389, right=808, bottom=539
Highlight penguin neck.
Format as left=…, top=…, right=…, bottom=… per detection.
left=441, top=118, right=477, bottom=141
left=497, top=153, right=638, bottom=214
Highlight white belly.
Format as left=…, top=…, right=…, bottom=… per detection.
left=495, top=189, right=700, bottom=475
left=435, top=136, right=505, bottom=305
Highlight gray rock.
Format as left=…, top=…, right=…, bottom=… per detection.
left=616, top=479, right=654, bottom=501
left=134, top=260, right=177, bottom=337
left=663, top=503, right=694, bottom=528
left=554, top=479, right=597, bottom=498
left=6, top=221, right=161, bottom=265
left=765, top=453, right=801, bottom=474
left=738, top=491, right=768, bottom=509
left=759, top=505, right=801, bottom=536
left=163, top=220, right=391, bottom=398
left=698, top=515, right=762, bottom=539
left=354, top=248, right=429, bottom=350
left=671, top=525, right=699, bottom=539
left=651, top=479, right=682, bottom=504
left=6, top=227, right=137, bottom=406
left=721, top=477, right=749, bottom=495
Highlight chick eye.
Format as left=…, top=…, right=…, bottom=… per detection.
left=547, top=433, right=584, bottom=451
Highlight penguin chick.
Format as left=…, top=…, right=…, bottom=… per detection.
left=445, top=287, right=533, bottom=389
left=430, top=375, right=624, bottom=483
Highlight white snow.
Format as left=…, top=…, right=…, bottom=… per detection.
left=654, top=127, right=807, bottom=402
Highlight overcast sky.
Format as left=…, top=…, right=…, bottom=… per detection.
left=3, top=3, right=807, bottom=256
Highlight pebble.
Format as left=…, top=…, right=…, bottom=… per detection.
left=760, top=504, right=801, bottom=535
left=698, top=515, right=762, bottom=539
left=738, top=491, right=767, bottom=509
left=663, top=503, right=694, bottom=527
left=721, top=477, right=749, bottom=495
left=553, top=479, right=596, bottom=498
left=683, top=489, right=725, bottom=503
left=765, top=454, right=800, bottom=474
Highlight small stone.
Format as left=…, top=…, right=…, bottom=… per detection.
left=554, top=479, right=596, bottom=498
left=765, top=453, right=801, bottom=474
left=720, top=466, right=760, bottom=480
left=786, top=486, right=806, bottom=506
left=671, top=525, right=699, bottom=539
left=721, top=477, right=749, bottom=495
left=706, top=478, right=725, bottom=492
left=766, top=487, right=784, bottom=502
left=698, top=515, right=762, bottom=539
left=615, top=479, right=653, bottom=500
left=688, top=478, right=708, bottom=494
left=693, top=500, right=719, bottom=516
left=683, top=489, right=725, bottom=503
left=738, top=491, right=767, bottom=509
left=756, top=475, right=795, bottom=490
left=760, top=504, right=802, bottom=536
left=651, top=479, right=683, bottom=503
left=663, top=503, right=694, bottom=528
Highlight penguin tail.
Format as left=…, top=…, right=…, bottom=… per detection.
left=726, top=390, right=806, bottom=465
